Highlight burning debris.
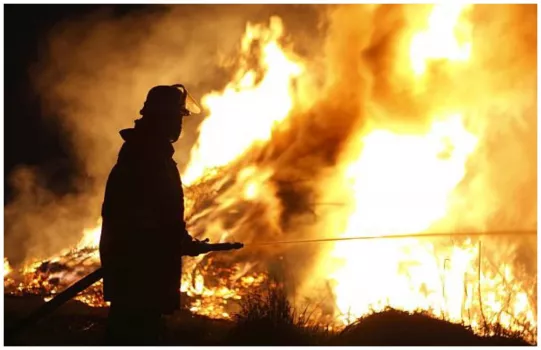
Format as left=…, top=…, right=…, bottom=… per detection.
left=4, top=232, right=266, bottom=320
left=4, top=3, right=537, bottom=345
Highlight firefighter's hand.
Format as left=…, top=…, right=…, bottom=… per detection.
left=182, top=238, right=211, bottom=257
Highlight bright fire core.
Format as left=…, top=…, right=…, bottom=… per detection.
left=4, top=4, right=537, bottom=343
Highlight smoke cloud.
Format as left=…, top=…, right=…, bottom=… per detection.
left=5, top=4, right=536, bottom=283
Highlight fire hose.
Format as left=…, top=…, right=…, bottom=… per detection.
left=6, top=229, right=535, bottom=342
left=248, top=229, right=537, bottom=246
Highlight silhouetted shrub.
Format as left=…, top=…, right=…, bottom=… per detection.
left=223, top=282, right=330, bottom=345
left=331, top=307, right=533, bottom=346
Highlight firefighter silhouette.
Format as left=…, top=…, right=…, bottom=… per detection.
left=99, top=84, right=202, bottom=345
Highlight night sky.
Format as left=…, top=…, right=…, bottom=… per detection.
left=4, top=5, right=157, bottom=202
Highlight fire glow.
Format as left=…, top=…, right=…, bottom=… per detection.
left=4, top=4, right=536, bottom=343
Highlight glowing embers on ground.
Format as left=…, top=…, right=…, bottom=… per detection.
left=181, top=259, right=267, bottom=318
left=4, top=250, right=267, bottom=321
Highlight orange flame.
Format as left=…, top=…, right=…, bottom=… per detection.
left=77, top=219, right=102, bottom=250
left=409, top=4, right=472, bottom=76
left=183, top=16, right=303, bottom=185
left=4, top=258, right=12, bottom=278
left=308, top=3, right=536, bottom=336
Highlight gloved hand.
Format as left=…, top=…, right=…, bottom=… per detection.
left=182, top=237, right=211, bottom=257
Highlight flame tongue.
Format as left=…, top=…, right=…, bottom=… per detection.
left=337, top=115, right=477, bottom=237
left=182, top=16, right=303, bottom=186
left=4, top=258, right=12, bottom=278
left=410, top=4, right=473, bottom=76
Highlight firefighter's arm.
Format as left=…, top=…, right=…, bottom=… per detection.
left=178, top=225, right=243, bottom=256
left=180, top=233, right=211, bottom=257
left=181, top=238, right=243, bottom=256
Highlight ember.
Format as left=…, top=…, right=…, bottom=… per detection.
left=4, top=3, right=537, bottom=344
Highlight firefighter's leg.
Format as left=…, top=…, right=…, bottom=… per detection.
left=105, top=303, right=162, bottom=345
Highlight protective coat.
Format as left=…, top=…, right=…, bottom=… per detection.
left=99, top=126, right=189, bottom=314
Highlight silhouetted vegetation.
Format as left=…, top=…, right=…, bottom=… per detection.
left=223, top=283, right=331, bottom=345
left=4, top=293, right=535, bottom=346
left=332, top=308, right=532, bottom=346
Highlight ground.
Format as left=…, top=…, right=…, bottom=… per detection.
left=4, top=294, right=534, bottom=346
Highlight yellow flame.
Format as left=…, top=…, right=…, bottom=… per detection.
left=410, top=4, right=472, bottom=76
left=183, top=16, right=303, bottom=185
left=329, top=115, right=478, bottom=322
left=342, top=116, right=476, bottom=235
left=4, top=258, right=12, bottom=278
left=320, top=4, right=536, bottom=336
left=77, top=219, right=102, bottom=249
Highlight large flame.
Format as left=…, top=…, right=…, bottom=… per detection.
left=316, top=3, right=536, bottom=335
left=182, top=16, right=303, bottom=185
left=337, top=115, right=477, bottom=236
left=327, top=115, right=478, bottom=320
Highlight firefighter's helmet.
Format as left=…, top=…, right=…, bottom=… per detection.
left=140, top=84, right=201, bottom=118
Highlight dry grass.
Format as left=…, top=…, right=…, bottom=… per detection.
left=222, top=283, right=534, bottom=346
left=224, top=281, right=331, bottom=345
left=4, top=291, right=535, bottom=346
